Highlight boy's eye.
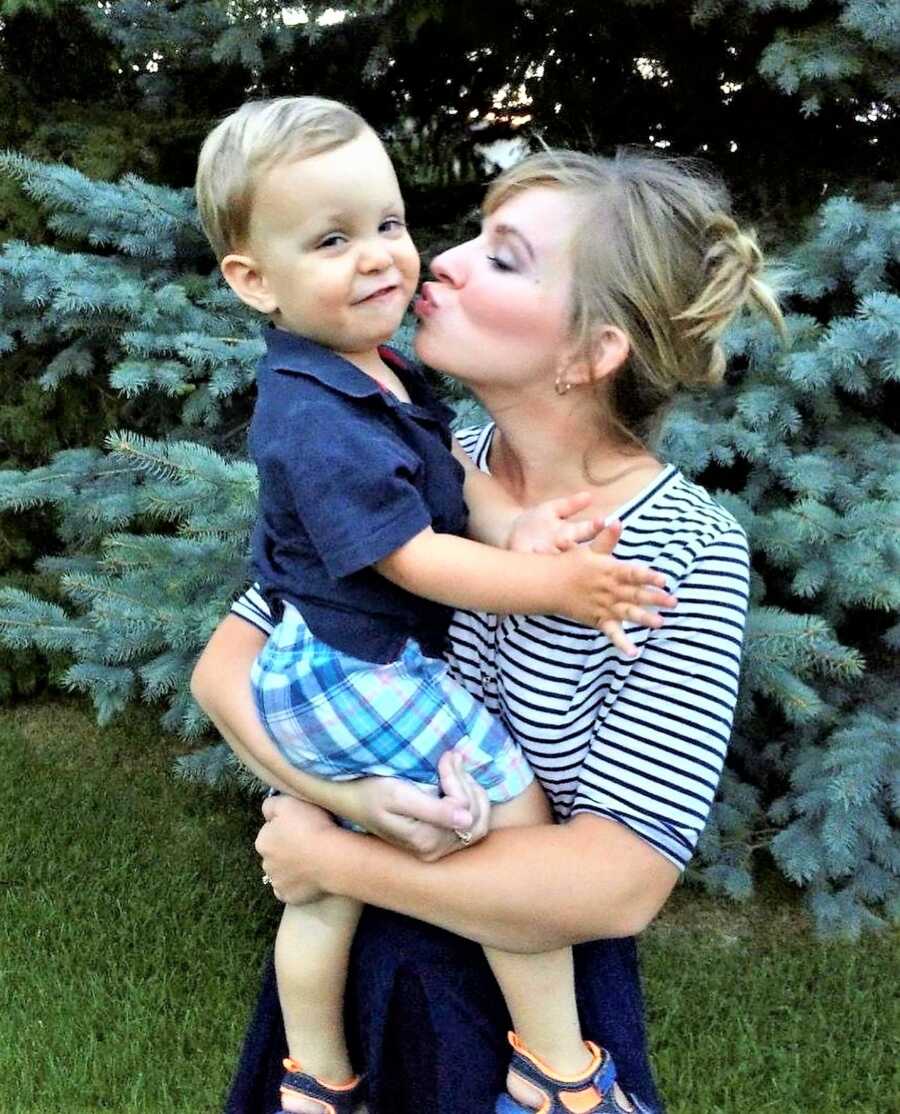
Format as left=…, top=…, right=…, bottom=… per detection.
left=317, top=233, right=347, bottom=250
left=380, top=217, right=406, bottom=234
left=487, top=254, right=515, bottom=272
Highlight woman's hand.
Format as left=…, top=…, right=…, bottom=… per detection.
left=351, top=752, right=491, bottom=862
left=256, top=794, right=335, bottom=904
left=256, top=754, right=493, bottom=903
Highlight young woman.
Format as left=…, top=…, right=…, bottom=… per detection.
left=193, top=148, right=783, bottom=1114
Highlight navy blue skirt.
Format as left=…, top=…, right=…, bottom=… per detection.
left=223, top=905, right=664, bottom=1114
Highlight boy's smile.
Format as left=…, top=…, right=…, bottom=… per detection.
left=224, top=128, right=420, bottom=365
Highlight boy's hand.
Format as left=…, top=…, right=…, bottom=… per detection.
left=554, top=521, right=677, bottom=655
left=508, top=491, right=607, bottom=554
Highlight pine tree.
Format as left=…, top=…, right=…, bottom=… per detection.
left=0, top=0, right=190, bottom=698
left=660, top=194, right=900, bottom=933
left=0, top=0, right=896, bottom=933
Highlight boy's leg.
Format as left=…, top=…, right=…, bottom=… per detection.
left=482, top=786, right=633, bottom=1112
left=275, top=895, right=363, bottom=1114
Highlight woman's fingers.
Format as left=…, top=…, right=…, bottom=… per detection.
left=451, top=755, right=490, bottom=845
left=439, top=752, right=491, bottom=847
left=437, top=752, right=478, bottom=826
left=385, top=776, right=471, bottom=831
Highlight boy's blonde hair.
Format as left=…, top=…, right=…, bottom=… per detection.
left=196, top=96, right=368, bottom=260
left=485, top=149, right=785, bottom=447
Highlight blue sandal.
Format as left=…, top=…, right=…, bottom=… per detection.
left=278, top=1056, right=364, bottom=1114
left=495, top=1032, right=640, bottom=1114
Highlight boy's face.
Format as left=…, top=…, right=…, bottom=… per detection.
left=225, top=129, right=419, bottom=357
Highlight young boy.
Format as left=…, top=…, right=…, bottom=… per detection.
left=195, top=97, right=673, bottom=1114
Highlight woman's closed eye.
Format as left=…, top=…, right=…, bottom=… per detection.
left=487, top=253, right=516, bottom=272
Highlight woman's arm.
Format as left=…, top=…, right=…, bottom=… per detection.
left=190, top=614, right=482, bottom=850
left=256, top=527, right=750, bottom=948
left=256, top=795, right=678, bottom=949
left=191, top=615, right=356, bottom=806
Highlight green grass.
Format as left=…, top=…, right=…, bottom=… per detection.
left=1, top=699, right=278, bottom=1114
left=2, top=698, right=898, bottom=1113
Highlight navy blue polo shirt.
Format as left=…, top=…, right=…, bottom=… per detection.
left=249, top=327, right=468, bottom=664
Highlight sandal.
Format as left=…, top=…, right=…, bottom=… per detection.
left=495, top=1031, right=638, bottom=1114
left=278, top=1056, right=365, bottom=1114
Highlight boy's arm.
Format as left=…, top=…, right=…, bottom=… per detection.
left=376, top=525, right=676, bottom=653
left=451, top=437, right=521, bottom=547
left=451, top=436, right=605, bottom=553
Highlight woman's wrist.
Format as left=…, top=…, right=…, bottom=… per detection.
left=315, top=824, right=364, bottom=898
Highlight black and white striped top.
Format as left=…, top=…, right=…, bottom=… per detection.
left=232, top=424, right=750, bottom=871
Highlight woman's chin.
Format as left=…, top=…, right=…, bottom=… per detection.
left=412, top=331, right=442, bottom=369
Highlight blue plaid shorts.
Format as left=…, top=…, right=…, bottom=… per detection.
left=251, top=603, right=533, bottom=804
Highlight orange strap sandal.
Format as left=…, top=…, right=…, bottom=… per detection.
left=495, top=1032, right=646, bottom=1114
left=278, top=1057, right=364, bottom=1114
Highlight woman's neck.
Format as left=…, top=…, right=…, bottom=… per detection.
left=479, top=387, right=664, bottom=519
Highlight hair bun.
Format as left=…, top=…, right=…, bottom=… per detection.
left=704, top=213, right=763, bottom=277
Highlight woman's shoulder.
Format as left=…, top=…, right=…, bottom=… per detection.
left=633, top=465, right=748, bottom=552
left=454, top=423, right=496, bottom=468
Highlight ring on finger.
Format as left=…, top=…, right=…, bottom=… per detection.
left=454, top=828, right=473, bottom=845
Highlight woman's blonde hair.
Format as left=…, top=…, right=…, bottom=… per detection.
left=195, top=96, right=368, bottom=260
left=485, top=148, right=785, bottom=446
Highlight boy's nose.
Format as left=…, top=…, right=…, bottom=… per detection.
left=358, top=239, right=393, bottom=272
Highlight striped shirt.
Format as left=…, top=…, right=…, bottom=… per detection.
left=232, top=424, right=750, bottom=871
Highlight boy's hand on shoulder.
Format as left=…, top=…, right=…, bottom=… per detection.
left=508, top=491, right=605, bottom=554
left=555, top=521, right=678, bottom=654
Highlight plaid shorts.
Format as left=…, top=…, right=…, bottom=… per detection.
left=251, top=603, right=533, bottom=804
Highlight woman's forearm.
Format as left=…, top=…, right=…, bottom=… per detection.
left=190, top=615, right=366, bottom=818
left=314, top=812, right=678, bottom=950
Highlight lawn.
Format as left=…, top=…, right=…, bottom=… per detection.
left=2, top=698, right=898, bottom=1113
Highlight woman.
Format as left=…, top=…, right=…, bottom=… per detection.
left=193, top=148, right=782, bottom=1114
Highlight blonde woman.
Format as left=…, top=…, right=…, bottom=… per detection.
left=195, top=148, right=782, bottom=1114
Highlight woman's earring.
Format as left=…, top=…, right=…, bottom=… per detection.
left=554, top=376, right=573, bottom=396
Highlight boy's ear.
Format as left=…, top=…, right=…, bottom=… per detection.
left=555, top=325, right=630, bottom=389
left=220, top=253, right=278, bottom=315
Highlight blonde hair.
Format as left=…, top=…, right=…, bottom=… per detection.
left=195, top=96, right=368, bottom=260
left=485, top=148, right=786, bottom=446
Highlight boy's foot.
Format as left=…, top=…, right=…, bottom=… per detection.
left=497, top=1032, right=648, bottom=1113
left=278, top=1057, right=364, bottom=1114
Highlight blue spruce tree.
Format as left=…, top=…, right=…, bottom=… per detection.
left=0, top=0, right=897, bottom=934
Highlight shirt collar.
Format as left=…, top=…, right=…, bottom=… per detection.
left=260, top=325, right=413, bottom=399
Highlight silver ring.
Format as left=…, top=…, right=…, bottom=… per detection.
left=454, top=828, right=473, bottom=846
left=262, top=873, right=272, bottom=886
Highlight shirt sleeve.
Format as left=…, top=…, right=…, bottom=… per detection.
left=230, top=583, right=275, bottom=636
left=261, top=400, right=433, bottom=579
left=571, top=526, right=751, bottom=871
